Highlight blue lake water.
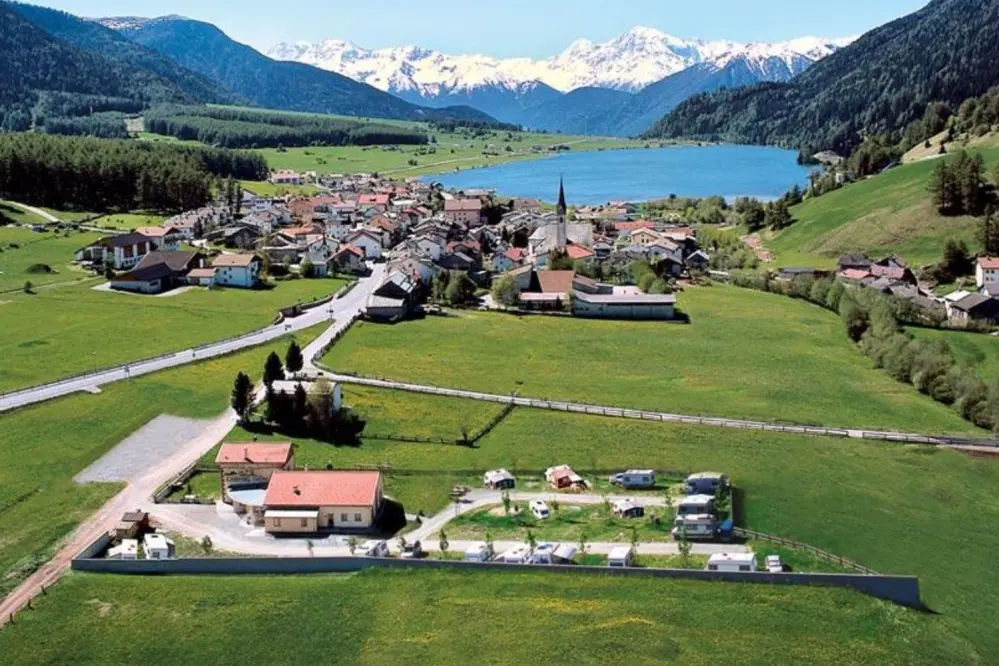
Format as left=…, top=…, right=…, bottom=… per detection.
left=426, top=145, right=812, bottom=204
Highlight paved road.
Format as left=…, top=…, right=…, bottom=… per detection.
left=318, top=373, right=999, bottom=450
left=0, top=265, right=384, bottom=413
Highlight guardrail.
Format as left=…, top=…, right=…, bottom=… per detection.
left=320, top=373, right=999, bottom=449
left=733, top=527, right=878, bottom=575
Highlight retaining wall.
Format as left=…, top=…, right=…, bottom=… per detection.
left=71, top=551, right=921, bottom=609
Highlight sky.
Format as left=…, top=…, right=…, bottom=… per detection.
left=34, top=0, right=929, bottom=57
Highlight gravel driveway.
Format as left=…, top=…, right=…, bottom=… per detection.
left=74, top=414, right=216, bottom=484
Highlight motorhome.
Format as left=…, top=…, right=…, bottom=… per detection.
left=706, top=552, right=757, bottom=573
left=609, top=469, right=656, bottom=489
left=607, top=546, right=633, bottom=568
left=530, top=543, right=578, bottom=565
left=483, top=469, right=516, bottom=490
left=464, top=543, right=494, bottom=562
left=686, top=472, right=730, bottom=495
left=672, top=513, right=718, bottom=540
left=496, top=545, right=533, bottom=564
left=676, top=494, right=716, bottom=517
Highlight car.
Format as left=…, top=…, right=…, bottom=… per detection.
left=529, top=500, right=551, bottom=520
left=765, top=555, right=783, bottom=573
left=400, top=540, right=424, bottom=559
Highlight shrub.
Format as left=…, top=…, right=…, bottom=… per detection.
left=826, top=282, right=846, bottom=311
left=839, top=297, right=869, bottom=342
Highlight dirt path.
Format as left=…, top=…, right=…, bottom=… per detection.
left=743, top=233, right=774, bottom=263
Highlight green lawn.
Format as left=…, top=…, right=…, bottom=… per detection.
left=0, top=277, right=347, bottom=392
left=0, top=570, right=974, bottom=665
left=239, top=180, right=321, bottom=198
left=257, top=130, right=640, bottom=178
left=87, top=212, right=168, bottom=230
left=768, top=147, right=999, bottom=268
left=1, top=201, right=48, bottom=225
left=0, top=323, right=326, bottom=598
left=446, top=502, right=677, bottom=543
left=323, top=285, right=978, bottom=433
left=0, top=227, right=102, bottom=292
left=910, top=327, right=999, bottom=382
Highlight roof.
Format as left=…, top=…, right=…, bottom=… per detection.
left=536, top=270, right=576, bottom=295
left=264, top=470, right=381, bottom=507
left=187, top=267, right=218, bottom=279
left=212, top=254, right=259, bottom=268
left=952, top=293, right=993, bottom=312
left=444, top=199, right=482, bottom=212
left=708, top=552, right=756, bottom=564
left=90, top=232, right=154, bottom=249
left=336, top=243, right=365, bottom=259
left=608, top=546, right=632, bottom=560
left=679, top=494, right=716, bottom=505
left=839, top=268, right=872, bottom=281
left=503, top=247, right=526, bottom=262
left=216, top=442, right=294, bottom=466
left=573, top=291, right=676, bottom=305
left=688, top=472, right=727, bottom=481
left=134, top=226, right=176, bottom=237
left=615, top=221, right=655, bottom=232
left=565, top=244, right=595, bottom=260
left=228, top=488, right=267, bottom=507
left=979, top=257, right=999, bottom=270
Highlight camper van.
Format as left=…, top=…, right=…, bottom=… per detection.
left=706, top=552, right=757, bottom=573
left=530, top=543, right=578, bottom=565
left=496, top=545, right=533, bottom=564
left=609, top=469, right=656, bottom=489
left=607, top=546, right=633, bottom=568
left=686, top=472, right=730, bottom=496
left=464, top=543, right=494, bottom=562
left=676, top=494, right=716, bottom=517
left=672, top=513, right=718, bottom=540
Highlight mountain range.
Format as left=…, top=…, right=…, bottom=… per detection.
left=267, top=28, right=852, bottom=134
left=644, top=0, right=999, bottom=154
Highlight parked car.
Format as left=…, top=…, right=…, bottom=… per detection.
left=529, top=500, right=551, bottom=520
left=360, top=540, right=390, bottom=558
left=400, top=541, right=424, bottom=559
left=715, top=519, right=734, bottom=542
left=765, top=555, right=784, bottom=573
left=609, top=469, right=656, bottom=489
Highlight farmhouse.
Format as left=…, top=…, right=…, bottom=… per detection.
left=211, top=253, right=261, bottom=288
left=262, top=470, right=385, bottom=534
left=110, top=251, right=205, bottom=294
left=271, top=381, right=343, bottom=413
left=76, top=232, right=157, bottom=270
left=216, top=442, right=295, bottom=501
left=977, top=257, right=999, bottom=288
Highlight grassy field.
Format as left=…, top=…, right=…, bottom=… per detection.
left=257, top=130, right=641, bottom=178
left=323, top=285, right=978, bottom=433
left=0, top=570, right=975, bottom=665
left=0, top=227, right=102, bottom=292
left=1, top=202, right=49, bottom=225
left=0, top=324, right=326, bottom=599
left=910, top=327, right=999, bottom=382
left=239, top=180, right=322, bottom=198
left=767, top=146, right=999, bottom=268
left=0, top=277, right=347, bottom=392
left=86, top=212, right=168, bottom=230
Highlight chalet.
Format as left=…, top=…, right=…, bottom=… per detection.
left=948, top=293, right=999, bottom=326
left=270, top=170, right=304, bottom=185
left=110, top=251, right=205, bottom=294
left=208, top=225, right=261, bottom=250
left=838, top=253, right=872, bottom=273
left=134, top=226, right=182, bottom=251
left=76, top=233, right=157, bottom=270
left=332, top=244, right=366, bottom=274
left=212, top=254, right=261, bottom=288
left=263, top=470, right=385, bottom=534
left=976, top=257, right=999, bottom=288
left=685, top=250, right=710, bottom=271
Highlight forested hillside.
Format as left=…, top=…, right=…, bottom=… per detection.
left=0, top=133, right=267, bottom=211
left=116, top=17, right=498, bottom=125
left=644, top=0, right=999, bottom=155
left=9, top=3, right=232, bottom=105
left=143, top=105, right=428, bottom=149
left=0, top=3, right=193, bottom=132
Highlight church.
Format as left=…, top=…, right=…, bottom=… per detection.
left=527, top=178, right=593, bottom=265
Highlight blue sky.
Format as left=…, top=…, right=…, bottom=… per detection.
left=35, top=0, right=929, bottom=57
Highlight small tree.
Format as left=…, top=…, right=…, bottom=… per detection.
left=285, top=340, right=304, bottom=374
left=484, top=530, right=494, bottom=557
left=200, top=535, right=213, bottom=555
left=501, top=491, right=512, bottom=516
left=22, top=280, right=33, bottom=294
left=263, top=351, right=285, bottom=387
left=676, top=526, right=692, bottom=569
left=230, top=372, right=255, bottom=422
left=347, top=536, right=359, bottom=555
left=577, top=529, right=589, bottom=556
left=300, top=258, right=315, bottom=279
left=526, top=529, right=537, bottom=551
left=550, top=498, right=560, bottom=519
left=306, top=539, right=315, bottom=557
left=491, top=273, right=520, bottom=308
left=439, top=529, right=450, bottom=556
left=629, top=527, right=640, bottom=565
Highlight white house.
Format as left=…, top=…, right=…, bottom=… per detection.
left=142, top=533, right=175, bottom=560
left=75, top=233, right=156, bottom=270
left=212, top=254, right=261, bottom=288
left=414, top=236, right=445, bottom=261
left=976, top=257, right=999, bottom=288
left=345, top=230, right=383, bottom=260
left=271, top=380, right=343, bottom=413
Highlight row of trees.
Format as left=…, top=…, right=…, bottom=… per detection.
left=0, top=133, right=267, bottom=212
left=39, top=112, right=129, bottom=139
left=928, top=150, right=995, bottom=216
left=430, top=270, right=477, bottom=306
left=144, top=105, right=427, bottom=149
left=729, top=271, right=999, bottom=431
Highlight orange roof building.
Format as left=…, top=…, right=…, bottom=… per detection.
left=262, top=470, right=385, bottom=534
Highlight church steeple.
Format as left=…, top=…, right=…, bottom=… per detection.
left=555, top=176, right=567, bottom=248
left=557, top=177, right=567, bottom=221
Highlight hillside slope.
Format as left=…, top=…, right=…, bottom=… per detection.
left=9, top=3, right=231, bottom=104
left=113, top=17, right=496, bottom=124
left=766, top=143, right=999, bottom=268
left=645, top=0, right=999, bottom=154
left=0, top=2, right=192, bottom=130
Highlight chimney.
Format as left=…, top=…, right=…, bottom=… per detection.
left=293, top=486, right=301, bottom=496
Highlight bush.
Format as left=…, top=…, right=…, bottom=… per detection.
left=839, top=298, right=869, bottom=342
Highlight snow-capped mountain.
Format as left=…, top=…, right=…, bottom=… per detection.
left=267, top=27, right=852, bottom=96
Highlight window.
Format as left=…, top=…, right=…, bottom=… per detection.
left=341, top=513, right=349, bottom=522
left=354, top=513, right=362, bottom=522
left=273, top=518, right=282, bottom=527
left=301, top=518, right=308, bottom=528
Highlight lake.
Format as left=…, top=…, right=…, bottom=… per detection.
left=426, top=144, right=812, bottom=203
